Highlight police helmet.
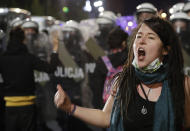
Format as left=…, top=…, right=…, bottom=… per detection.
left=10, top=17, right=23, bottom=28
left=21, top=19, right=39, bottom=29
left=62, top=20, right=79, bottom=31
left=183, top=2, right=190, bottom=12
left=169, top=3, right=185, bottom=14
left=170, top=12, right=190, bottom=21
left=96, top=11, right=117, bottom=24
left=136, top=3, right=157, bottom=14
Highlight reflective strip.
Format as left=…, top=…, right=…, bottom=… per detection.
left=4, top=96, right=36, bottom=107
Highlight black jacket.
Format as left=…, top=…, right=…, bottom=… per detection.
left=0, top=43, right=56, bottom=96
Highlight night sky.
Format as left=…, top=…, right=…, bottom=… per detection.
left=0, top=0, right=187, bottom=20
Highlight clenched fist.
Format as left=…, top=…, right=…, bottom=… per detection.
left=54, top=84, right=73, bottom=113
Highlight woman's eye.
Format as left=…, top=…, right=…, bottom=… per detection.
left=148, top=37, right=155, bottom=40
left=136, top=35, right=141, bottom=38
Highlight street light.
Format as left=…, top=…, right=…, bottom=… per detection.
left=94, top=1, right=103, bottom=7
left=98, top=6, right=104, bottom=12
left=83, top=0, right=92, bottom=12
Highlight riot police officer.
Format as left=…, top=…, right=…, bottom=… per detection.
left=170, top=11, right=190, bottom=76
left=95, top=11, right=117, bottom=53
left=50, top=20, right=93, bottom=131
left=136, top=2, right=157, bottom=24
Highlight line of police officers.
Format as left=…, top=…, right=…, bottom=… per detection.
left=0, top=8, right=118, bottom=131
left=0, top=2, right=190, bottom=131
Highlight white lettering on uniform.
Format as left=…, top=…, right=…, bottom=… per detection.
left=54, top=66, right=84, bottom=79
left=34, top=72, right=50, bottom=82
left=55, top=67, right=66, bottom=77
left=85, top=63, right=96, bottom=73
left=78, top=68, right=84, bottom=78
left=67, top=67, right=73, bottom=78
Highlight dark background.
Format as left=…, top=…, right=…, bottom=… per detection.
left=0, top=0, right=186, bottom=21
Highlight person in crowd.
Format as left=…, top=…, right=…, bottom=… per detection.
left=50, top=21, right=93, bottom=131
left=89, top=26, right=128, bottom=109
left=54, top=17, right=190, bottom=131
left=0, top=27, right=57, bottom=131
left=127, top=2, right=158, bottom=49
left=22, top=19, right=54, bottom=130
left=0, top=29, right=5, bottom=131
left=136, top=2, right=158, bottom=24
left=95, top=11, right=117, bottom=53
left=170, top=11, right=190, bottom=76
left=170, top=11, right=190, bottom=35
left=22, top=19, right=52, bottom=62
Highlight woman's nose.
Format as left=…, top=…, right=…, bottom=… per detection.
left=138, top=36, right=146, bottom=45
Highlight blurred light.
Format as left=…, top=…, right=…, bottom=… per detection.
left=169, top=8, right=174, bottom=14
left=83, top=0, right=92, bottom=12
left=62, top=7, right=69, bottom=13
left=0, top=9, right=4, bottom=13
left=59, top=23, right=64, bottom=27
left=128, top=21, right=133, bottom=27
left=54, top=21, right=59, bottom=25
left=9, top=8, right=31, bottom=15
left=116, top=16, right=137, bottom=34
left=47, top=16, right=54, bottom=20
left=98, top=7, right=104, bottom=12
left=14, top=8, right=22, bottom=13
left=94, top=1, right=103, bottom=7
left=161, top=12, right=167, bottom=18
left=25, top=18, right=30, bottom=21
left=0, top=8, right=8, bottom=13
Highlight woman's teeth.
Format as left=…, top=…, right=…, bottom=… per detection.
left=138, top=48, right=145, bottom=56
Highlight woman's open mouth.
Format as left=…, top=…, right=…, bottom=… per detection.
left=137, top=48, right=145, bottom=60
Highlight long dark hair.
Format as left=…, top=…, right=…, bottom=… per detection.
left=116, top=17, right=185, bottom=128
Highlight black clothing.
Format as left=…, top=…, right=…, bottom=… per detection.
left=51, top=51, right=93, bottom=131
left=5, top=105, right=36, bottom=131
left=0, top=89, right=5, bottom=131
left=0, top=51, right=57, bottom=96
left=0, top=42, right=56, bottom=131
left=125, top=89, right=155, bottom=131
left=50, top=52, right=85, bottom=105
left=89, top=50, right=127, bottom=109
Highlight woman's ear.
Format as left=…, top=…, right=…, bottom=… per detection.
left=162, top=46, right=170, bottom=55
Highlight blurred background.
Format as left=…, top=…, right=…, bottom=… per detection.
left=0, top=0, right=186, bottom=20
left=1, top=0, right=190, bottom=131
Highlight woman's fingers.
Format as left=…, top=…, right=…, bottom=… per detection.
left=57, top=84, right=64, bottom=92
left=54, top=84, right=72, bottom=113
left=54, top=91, right=60, bottom=107
left=54, top=85, right=66, bottom=108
